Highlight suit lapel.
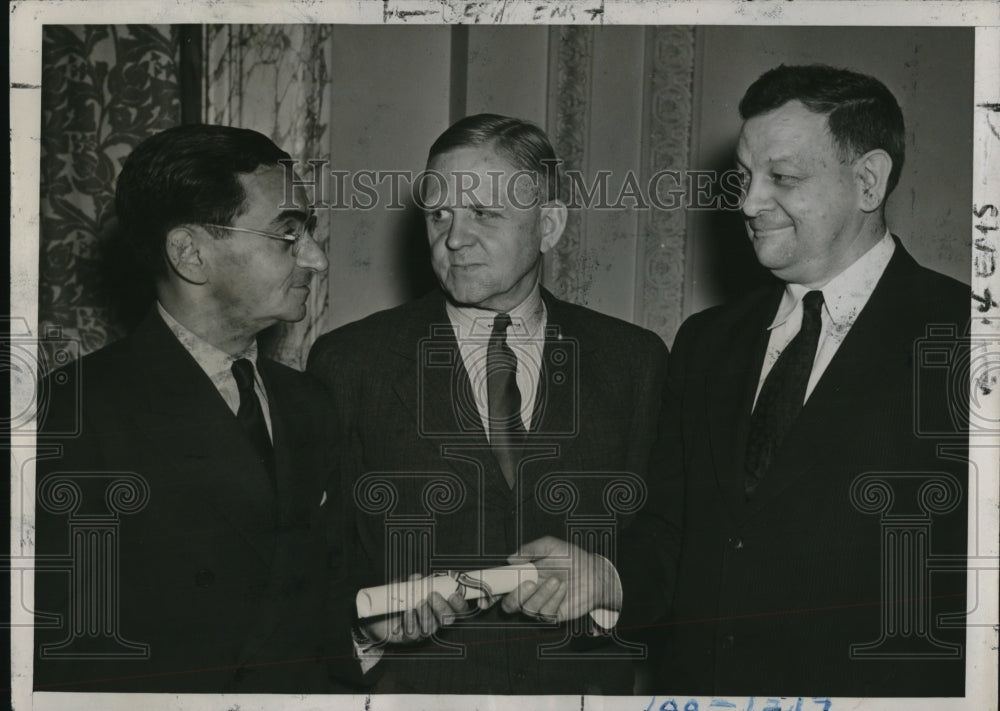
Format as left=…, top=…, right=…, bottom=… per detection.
left=389, top=294, right=486, bottom=442
left=234, top=361, right=308, bottom=670
left=386, top=294, right=508, bottom=504
left=532, top=292, right=597, bottom=434
left=257, top=360, right=302, bottom=522
left=519, top=293, right=599, bottom=504
left=738, top=243, right=921, bottom=520
left=132, top=310, right=277, bottom=561
left=704, top=288, right=780, bottom=519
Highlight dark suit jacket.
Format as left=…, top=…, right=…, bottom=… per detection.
left=33, top=309, right=368, bottom=693
left=659, top=239, right=969, bottom=696
left=307, top=288, right=679, bottom=694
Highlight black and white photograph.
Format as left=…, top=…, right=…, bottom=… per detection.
left=8, top=3, right=999, bottom=711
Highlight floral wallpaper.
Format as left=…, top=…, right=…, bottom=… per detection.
left=39, top=24, right=331, bottom=371
left=39, top=25, right=181, bottom=373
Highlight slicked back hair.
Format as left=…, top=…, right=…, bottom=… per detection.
left=739, top=64, right=906, bottom=197
left=426, top=113, right=562, bottom=204
left=114, top=124, right=290, bottom=278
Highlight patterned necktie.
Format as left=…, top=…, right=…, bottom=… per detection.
left=231, top=358, right=275, bottom=481
left=487, top=313, right=525, bottom=489
left=744, top=290, right=825, bottom=496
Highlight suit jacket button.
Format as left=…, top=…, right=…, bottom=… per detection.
left=195, top=568, right=215, bottom=587
left=727, top=536, right=744, bottom=551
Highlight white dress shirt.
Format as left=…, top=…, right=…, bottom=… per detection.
left=754, top=232, right=896, bottom=409
left=446, top=285, right=547, bottom=438
left=446, top=285, right=621, bottom=630
left=156, top=302, right=273, bottom=438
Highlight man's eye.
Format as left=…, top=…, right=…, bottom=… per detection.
left=473, top=208, right=498, bottom=220
left=427, top=209, right=451, bottom=223
left=772, top=173, right=798, bottom=185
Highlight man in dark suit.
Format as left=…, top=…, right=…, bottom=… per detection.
left=33, top=124, right=446, bottom=693
left=660, top=65, right=969, bottom=696
left=308, top=114, right=679, bottom=694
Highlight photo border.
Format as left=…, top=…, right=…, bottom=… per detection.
left=9, top=3, right=999, bottom=710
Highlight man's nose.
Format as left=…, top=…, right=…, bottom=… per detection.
left=296, top=233, right=329, bottom=273
left=741, top=174, right=771, bottom=218
left=445, top=212, right=476, bottom=250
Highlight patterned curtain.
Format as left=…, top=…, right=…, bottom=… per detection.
left=39, top=25, right=182, bottom=373
left=204, top=25, right=334, bottom=370
left=40, top=24, right=330, bottom=372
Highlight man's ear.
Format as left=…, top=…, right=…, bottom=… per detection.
left=539, top=201, right=568, bottom=254
left=855, top=149, right=893, bottom=213
left=164, top=227, right=207, bottom=285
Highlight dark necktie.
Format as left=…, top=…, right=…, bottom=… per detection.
left=231, top=358, right=275, bottom=481
left=744, top=290, right=825, bottom=496
left=487, top=313, right=526, bottom=489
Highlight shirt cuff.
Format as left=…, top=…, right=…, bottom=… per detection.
left=587, top=554, right=623, bottom=632
left=351, top=625, right=384, bottom=673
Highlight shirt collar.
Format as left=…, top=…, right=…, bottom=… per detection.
left=768, top=231, right=895, bottom=330
left=157, top=302, right=259, bottom=375
left=445, top=284, right=546, bottom=342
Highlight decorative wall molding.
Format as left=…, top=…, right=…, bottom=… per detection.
left=636, top=26, right=696, bottom=345
left=204, top=25, right=334, bottom=369
left=546, top=26, right=694, bottom=342
left=544, top=26, right=593, bottom=305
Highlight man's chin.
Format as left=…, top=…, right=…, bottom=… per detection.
left=750, top=234, right=792, bottom=268
left=442, top=281, right=490, bottom=309
left=277, top=302, right=309, bottom=324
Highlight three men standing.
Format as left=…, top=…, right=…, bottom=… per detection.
left=35, top=64, right=970, bottom=698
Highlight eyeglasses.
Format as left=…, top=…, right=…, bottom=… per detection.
left=203, top=220, right=316, bottom=254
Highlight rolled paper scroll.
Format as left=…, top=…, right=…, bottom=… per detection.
left=355, top=563, right=538, bottom=619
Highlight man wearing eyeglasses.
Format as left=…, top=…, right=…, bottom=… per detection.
left=33, top=124, right=448, bottom=693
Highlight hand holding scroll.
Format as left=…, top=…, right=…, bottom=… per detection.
left=359, top=573, right=469, bottom=645
left=502, top=536, right=623, bottom=624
